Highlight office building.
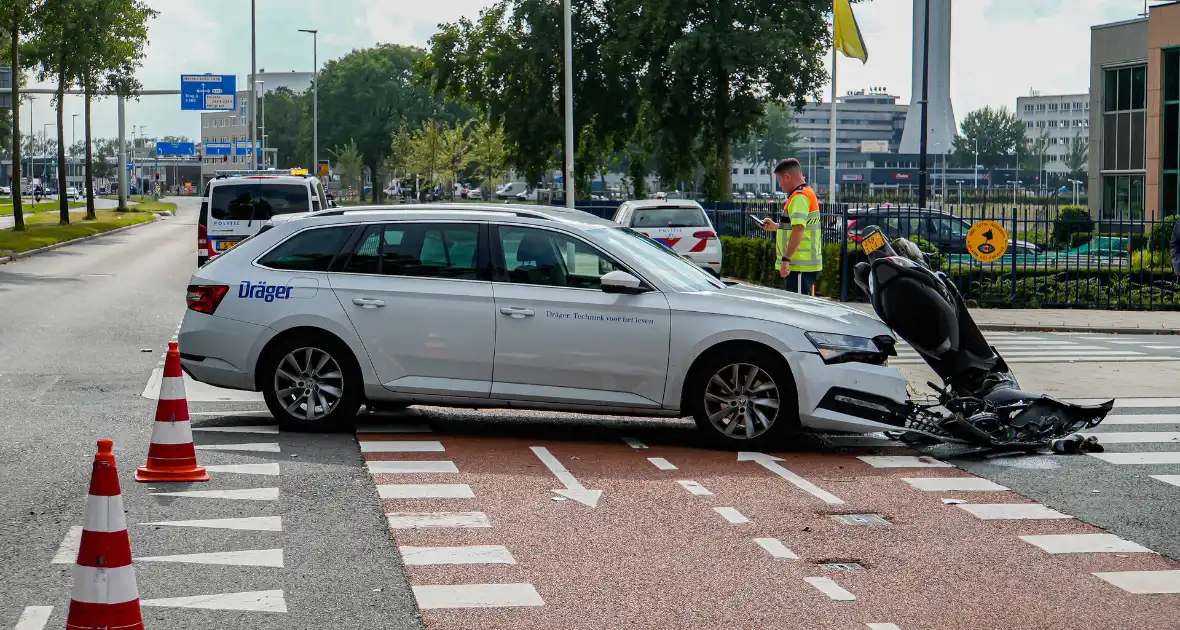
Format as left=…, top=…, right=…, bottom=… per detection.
left=1016, top=91, right=1090, bottom=177
left=1089, top=1, right=1180, bottom=220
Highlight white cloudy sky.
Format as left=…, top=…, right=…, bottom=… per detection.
left=25, top=0, right=1150, bottom=144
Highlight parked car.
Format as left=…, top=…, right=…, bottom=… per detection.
left=467, top=187, right=483, bottom=201
left=612, top=199, right=722, bottom=277
left=846, top=205, right=1039, bottom=255
left=496, top=182, right=528, bottom=199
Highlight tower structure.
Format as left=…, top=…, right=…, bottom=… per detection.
left=899, top=0, right=957, bottom=155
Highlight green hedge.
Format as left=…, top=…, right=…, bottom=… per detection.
left=720, top=236, right=862, bottom=298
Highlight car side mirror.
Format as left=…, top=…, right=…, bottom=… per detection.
left=600, top=270, right=648, bottom=294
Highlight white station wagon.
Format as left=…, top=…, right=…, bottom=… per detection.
left=178, top=204, right=906, bottom=448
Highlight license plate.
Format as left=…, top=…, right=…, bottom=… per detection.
left=214, top=240, right=241, bottom=252
left=861, top=231, right=886, bottom=255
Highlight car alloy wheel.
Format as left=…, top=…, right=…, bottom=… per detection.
left=702, top=362, right=781, bottom=440
left=273, top=347, right=344, bottom=423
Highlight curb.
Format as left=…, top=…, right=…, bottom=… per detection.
left=977, top=324, right=1180, bottom=335
left=0, top=214, right=163, bottom=266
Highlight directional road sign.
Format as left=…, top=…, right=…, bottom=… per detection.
left=156, top=141, right=196, bottom=156
left=204, top=142, right=232, bottom=156
left=181, top=74, right=237, bottom=111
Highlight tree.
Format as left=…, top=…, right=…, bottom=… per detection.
left=467, top=118, right=507, bottom=192
left=260, top=87, right=309, bottom=168
left=440, top=123, right=470, bottom=198
left=385, top=122, right=414, bottom=187
left=1, top=0, right=39, bottom=231
left=92, top=137, right=117, bottom=182
left=1065, top=133, right=1089, bottom=183
left=733, top=102, right=800, bottom=192
left=316, top=44, right=436, bottom=203
left=408, top=119, right=446, bottom=193
left=1023, top=129, right=1051, bottom=186
left=953, top=105, right=1026, bottom=170
left=329, top=139, right=364, bottom=197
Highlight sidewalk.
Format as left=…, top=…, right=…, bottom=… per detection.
left=846, top=303, right=1180, bottom=334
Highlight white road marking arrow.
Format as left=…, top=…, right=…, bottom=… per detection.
left=530, top=446, right=602, bottom=508
left=737, top=452, right=846, bottom=505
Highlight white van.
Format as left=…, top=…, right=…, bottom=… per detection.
left=495, top=181, right=528, bottom=199
left=197, top=169, right=330, bottom=267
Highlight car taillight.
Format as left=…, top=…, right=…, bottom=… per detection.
left=693, top=231, right=717, bottom=240
left=186, top=285, right=229, bottom=314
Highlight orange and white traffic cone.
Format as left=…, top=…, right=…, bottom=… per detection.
left=66, top=439, right=144, bottom=630
left=135, top=341, right=209, bottom=482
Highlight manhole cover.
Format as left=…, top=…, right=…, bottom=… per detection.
left=830, top=513, right=891, bottom=525
left=821, top=562, right=865, bottom=571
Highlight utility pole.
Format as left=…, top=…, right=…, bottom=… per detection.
left=299, top=29, right=319, bottom=178
left=917, top=0, right=931, bottom=209
left=250, top=0, right=258, bottom=170
left=257, top=80, right=266, bottom=168
left=118, top=96, right=127, bottom=210
left=562, top=0, right=574, bottom=208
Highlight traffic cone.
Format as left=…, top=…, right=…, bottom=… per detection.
left=135, top=341, right=209, bottom=482
left=66, top=439, right=144, bottom=630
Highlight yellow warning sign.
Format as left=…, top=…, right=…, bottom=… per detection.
left=965, top=220, right=1009, bottom=263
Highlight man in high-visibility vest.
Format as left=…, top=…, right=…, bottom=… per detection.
left=759, top=158, right=822, bottom=295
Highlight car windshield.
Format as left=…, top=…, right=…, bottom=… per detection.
left=592, top=227, right=726, bottom=292
left=630, top=207, right=709, bottom=228
left=210, top=183, right=310, bottom=221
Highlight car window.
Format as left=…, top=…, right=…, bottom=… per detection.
left=258, top=226, right=354, bottom=272
left=593, top=227, right=725, bottom=292
left=210, top=183, right=311, bottom=221
left=630, top=207, right=709, bottom=228
left=497, top=226, right=620, bottom=290
left=343, top=223, right=482, bottom=280
left=932, top=217, right=969, bottom=238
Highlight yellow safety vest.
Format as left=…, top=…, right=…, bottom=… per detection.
left=775, top=185, right=823, bottom=272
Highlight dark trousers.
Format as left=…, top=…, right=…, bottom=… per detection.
left=784, top=271, right=819, bottom=295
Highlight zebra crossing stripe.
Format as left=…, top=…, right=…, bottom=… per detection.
left=1078, top=431, right=1180, bottom=443
left=1088, top=452, right=1180, bottom=465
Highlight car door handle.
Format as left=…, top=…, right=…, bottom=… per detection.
left=499, top=307, right=535, bottom=318
left=352, top=298, right=386, bottom=309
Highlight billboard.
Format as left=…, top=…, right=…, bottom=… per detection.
left=860, top=140, right=890, bottom=154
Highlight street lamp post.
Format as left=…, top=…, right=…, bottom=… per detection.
left=256, top=80, right=265, bottom=168
left=250, top=0, right=257, bottom=170
left=562, top=0, right=574, bottom=208
left=42, top=123, right=53, bottom=186
left=71, top=113, right=78, bottom=188
left=973, top=137, right=979, bottom=190
left=298, top=29, right=319, bottom=179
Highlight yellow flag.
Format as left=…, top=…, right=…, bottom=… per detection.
left=833, top=0, right=868, bottom=63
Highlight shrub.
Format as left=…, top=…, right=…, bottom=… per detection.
left=1054, top=206, right=1093, bottom=246
left=1069, top=231, right=1093, bottom=249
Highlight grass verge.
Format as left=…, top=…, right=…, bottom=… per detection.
left=0, top=200, right=87, bottom=216
left=129, top=201, right=177, bottom=213
left=0, top=210, right=156, bottom=256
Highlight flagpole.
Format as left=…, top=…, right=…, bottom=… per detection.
left=828, top=45, right=838, bottom=208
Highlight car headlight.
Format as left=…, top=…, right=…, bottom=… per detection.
left=805, top=332, right=884, bottom=365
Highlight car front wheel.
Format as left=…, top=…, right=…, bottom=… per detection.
left=687, top=347, right=799, bottom=449
left=260, top=335, right=362, bottom=431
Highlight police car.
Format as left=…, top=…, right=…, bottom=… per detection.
left=612, top=200, right=723, bottom=277
left=197, top=169, right=332, bottom=267
left=178, top=203, right=905, bottom=448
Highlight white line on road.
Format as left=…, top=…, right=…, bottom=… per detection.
left=1079, top=431, right=1180, bottom=443
left=713, top=507, right=749, bottom=524
left=1144, top=345, right=1180, bottom=350
left=412, top=583, right=545, bottom=609
left=1100, top=414, right=1180, bottom=425
left=1075, top=397, right=1180, bottom=408
left=141, top=589, right=287, bottom=612
left=754, top=537, right=799, bottom=559
left=1092, top=570, right=1180, bottom=594
left=621, top=436, right=647, bottom=449
left=192, top=425, right=279, bottom=434
left=737, top=452, right=845, bottom=505
left=866, top=625, right=902, bottom=630
left=902, top=477, right=1009, bottom=491
left=676, top=480, right=713, bottom=496
left=138, top=516, right=282, bottom=531
left=1019, top=533, right=1154, bottom=554
left=387, top=511, right=491, bottom=529
left=647, top=457, right=677, bottom=470
left=359, top=440, right=445, bottom=453
left=956, top=503, right=1073, bottom=520
left=13, top=606, right=53, bottom=630
left=1151, top=475, right=1180, bottom=488
left=50, top=526, right=82, bottom=564
left=530, top=446, right=602, bottom=507
left=204, top=463, right=281, bottom=476
left=367, top=461, right=458, bottom=474
left=399, top=545, right=516, bottom=566
left=195, top=442, right=280, bottom=453
left=377, top=484, right=474, bottom=500
left=137, top=548, right=285, bottom=567
left=1089, top=452, right=1180, bottom=465
left=857, top=455, right=953, bottom=468
left=355, top=423, right=433, bottom=434
left=804, top=576, right=856, bottom=601
left=189, top=411, right=272, bottom=417
left=151, top=487, right=279, bottom=501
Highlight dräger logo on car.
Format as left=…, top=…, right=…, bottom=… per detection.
left=238, top=281, right=291, bottom=302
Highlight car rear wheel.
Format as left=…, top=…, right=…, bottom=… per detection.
left=260, top=334, right=361, bottom=431
left=686, top=347, right=799, bottom=449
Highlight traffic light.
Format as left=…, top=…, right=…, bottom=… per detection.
left=196, top=153, right=202, bottom=161
left=223, top=155, right=228, bottom=163
left=154, top=172, right=160, bottom=181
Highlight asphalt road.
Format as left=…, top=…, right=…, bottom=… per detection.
left=3, top=202, right=1179, bottom=629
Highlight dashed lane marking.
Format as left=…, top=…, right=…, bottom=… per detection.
left=140, top=589, right=288, bottom=612
left=804, top=576, right=856, bottom=601
left=151, top=488, right=279, bottom=501
left=204, top=463, right=281, bottom=476
left=1089, top=452, right=1180, bottom=465
left=137, top=548, right=285, bottom=567
left=1092, top=570, right=1180, bottom=594
left=1144, top=345, right=1180, bottom=350
left=1151, top=475, right=1180, bottom=488
left=13, top=606, right=53, bottom=630
left=1019, top=533, right=1154, bottom=555
left=956, top=503, right=1073, bottom=520
left=387, top=512, right=492, bottom=529
left=412, top=583, right=545, bottom=609
left=866, top=624, right=902, bottom=630
left=754, top=537, right=799, bottom=559
left=139, top=516, right=282, bottom=531
left=621, top=437, right=647, bottom=449
left=360, top=440, right=445, bottom=453
left=367, top=461, right=459, bottom=474
left=713, top=507, right=749, bottom=524
left=858, top=455, right=953, bottom=468
left=195, top=442, right=280, bottom=453
left=647, top=457, right=677, bottom=470
left=192, top=425, right=279, bottom=434
left=399, top=545, right=517, bottom=566
left=901, top=477, right=1009, bottom=491
left=377, top=483, right=475, bottom=499
left=1078, top=431, right=1180, bottom=443
left=50, top=526, right=82, bottom=564
left=355, top=422, right=433, bottom=433
left=676, top=480, right=713, bottom=496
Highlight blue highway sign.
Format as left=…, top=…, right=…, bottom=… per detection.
left=204, top=142, right=232, bottom=156
left=156, top=141, right=196, bottom=156
left=181, top=74, right=237, bottom=111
